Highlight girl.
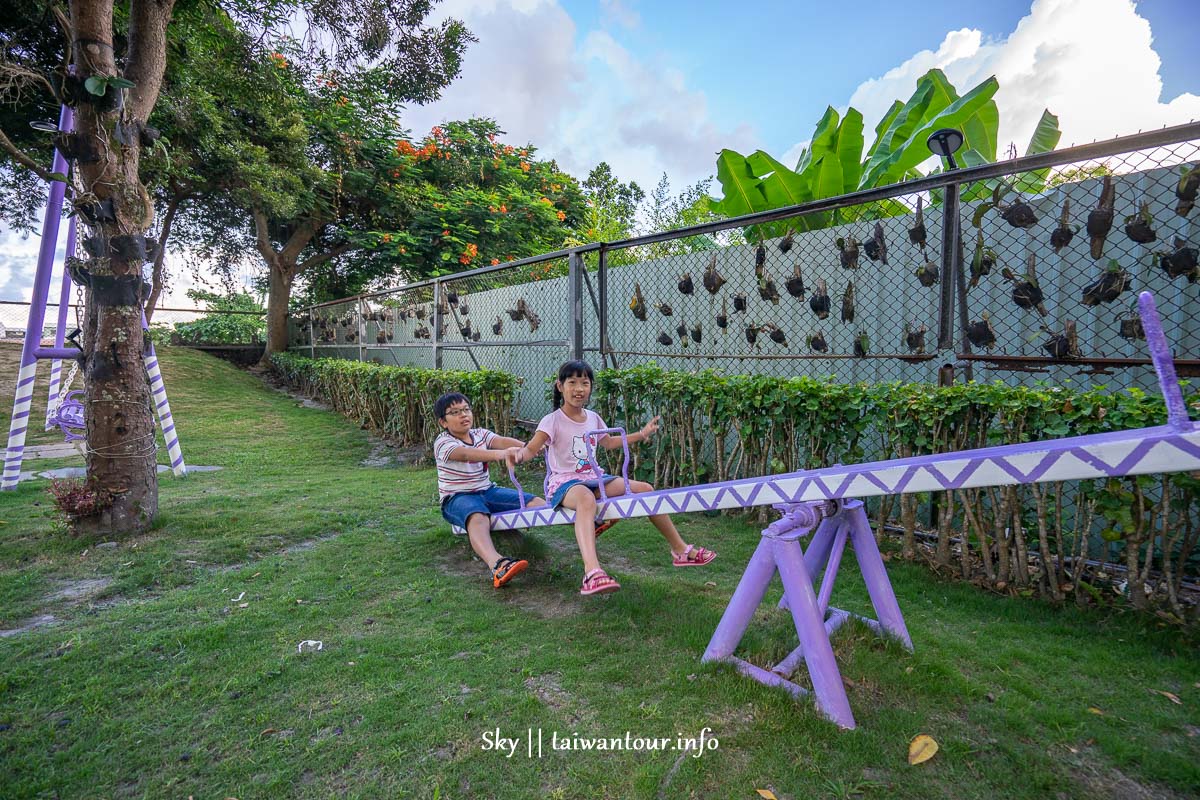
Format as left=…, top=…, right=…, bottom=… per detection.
left=516, top=360, right=716, bottom=596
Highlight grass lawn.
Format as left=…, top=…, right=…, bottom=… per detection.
left=0, top=342, right=1197, bottom=799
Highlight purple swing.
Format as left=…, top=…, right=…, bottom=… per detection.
left=52, top=390, right=87, bottom=442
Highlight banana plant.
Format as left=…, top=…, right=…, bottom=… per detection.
left=714, top=69, right=1060, bottom=233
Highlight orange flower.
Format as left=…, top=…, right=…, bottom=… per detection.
left=539, top=197, right=551, bottom=205
left=499, top=205, right=507, bottom=214
left=503, top=145, right=514, bottom=155
left=488, top=205, right=496, bottom=213
left=382, top=233, right=393, bottom=243
left=443, top=229, right=451, bottom=236
left=520, top=161, right=530, bottom=172
left=491, top=258, right=500, bottom=265
left=556, top=210, right=566, bottom=221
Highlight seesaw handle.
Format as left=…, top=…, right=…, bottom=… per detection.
left=506, top=463, right=527, bottom=510
left=584, top=427, right=631, bottom=504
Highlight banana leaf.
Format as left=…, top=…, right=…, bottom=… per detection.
left=961, top=98, right=999, bottom=163
left=748, top=150, right=822, bottom=233
left=859, top=78, right=939, bottom=189
left=863, top=99, right=903, bottom=165
left=836, top=108, right=865, bottom=194
left=1012, top=110, right=1062, bottom=194
left=859, top=74, right=999, bottom=189
left=714, top=149, right=766, bottom=218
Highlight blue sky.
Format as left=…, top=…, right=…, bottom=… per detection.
left=556, top=0, right=1197, bottom=162
left=399, top=0, right=1200, bottom=193
left=2, top=0, right=1198, bottom=305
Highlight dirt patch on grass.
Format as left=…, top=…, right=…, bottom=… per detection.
left=1066, top=746, right=1192, bottom=800
left=46, top=577, right=113, bottom=603
left=524, top=673, right=571, bottom=710
left=0, top=614, right=58, bottom=638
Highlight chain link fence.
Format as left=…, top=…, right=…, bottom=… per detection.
left=292, top=123, right=1200, bottom=420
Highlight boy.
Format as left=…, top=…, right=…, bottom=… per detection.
left=433, top=392, right=546, bottom=588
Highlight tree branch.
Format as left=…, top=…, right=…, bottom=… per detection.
left=252, top=207, right=278, bottom=264
left=144, top=190, right=185, bottom=322
left=280, top=216, right=321, bottom=264
left=298, top=241, right=353, bottom=275
left=0, top=127, right=56, bottom=182
left=124, top=0, right=176, bottom=122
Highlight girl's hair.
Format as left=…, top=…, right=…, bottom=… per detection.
left=552, top=360, right=595, bottom=408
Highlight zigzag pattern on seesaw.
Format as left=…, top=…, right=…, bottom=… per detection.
left=489, top=424, right=1200, bottom=532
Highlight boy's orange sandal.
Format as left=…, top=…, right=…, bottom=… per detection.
left=492, top=557, right=528, bottom=588
left=594, top=518, right=619, bottom=538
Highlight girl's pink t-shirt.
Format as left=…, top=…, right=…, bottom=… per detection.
left=536, top=407, right=609, bottom=495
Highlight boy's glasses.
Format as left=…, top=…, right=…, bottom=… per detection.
left=444, top=407, right=472, bottom=418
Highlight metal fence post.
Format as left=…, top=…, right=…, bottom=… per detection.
left=432, top=280, right=444, bottom=369
left=308, top=308, right=315, bottom=359
left=597, top=245, right=611, bottom=368
left=937, top=181, right=960, bottom=350
left=954, top=230, right=974, bottom=382
left=568, top=249, right=584, bottom=362
left=357, top=297, right=365, bottom=362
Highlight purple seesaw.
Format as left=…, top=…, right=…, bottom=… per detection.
left=3, top=103, right=186, bottom=490
left=494, top=291, right=1199, bottom=729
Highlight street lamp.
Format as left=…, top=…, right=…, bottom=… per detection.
left=926, top=127, right=965, bottom=170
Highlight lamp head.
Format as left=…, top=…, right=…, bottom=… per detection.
left=927, top=127, right=964, bottom=169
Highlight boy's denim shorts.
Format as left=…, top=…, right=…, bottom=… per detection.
left=548, top=475, right=619, bottom=509
left=441, top=485, right=524, bottom=529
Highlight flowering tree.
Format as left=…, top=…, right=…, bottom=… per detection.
left=361, top=118, right=586, bottom=280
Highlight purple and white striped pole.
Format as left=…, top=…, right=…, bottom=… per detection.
left=3, top=103, right=73, bottom=490
left=142, top=313, right=186, bottom=477
left=44, top=218, right=78, bottom=430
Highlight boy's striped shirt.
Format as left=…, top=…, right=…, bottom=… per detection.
left=434, top=428, right=498, bottom=501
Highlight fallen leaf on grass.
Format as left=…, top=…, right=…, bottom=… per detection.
left=260, top=728, right=278, bottom=736
left=755, top=790, right=778, bottom=800
left=908, top=734, right=939, bottom=765
left=1154, top=690, right=1183, bottom=705
left=238, top=603, right=249, bottom=609
left=1088, top=707, right=1104, bottom=715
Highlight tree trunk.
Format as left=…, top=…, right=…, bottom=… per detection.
left=69, top=0, right=175, bottom=535
left=265, top=258, right=295, bottom=361
left=252, top=209, right=348, bottom=367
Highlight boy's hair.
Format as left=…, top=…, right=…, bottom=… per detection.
left=552, top=360, right=595, bottom=409
left=434, top=392, right=470, bottom=420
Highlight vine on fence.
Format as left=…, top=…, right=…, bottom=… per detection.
left=269, top=353, right=521, bottom=446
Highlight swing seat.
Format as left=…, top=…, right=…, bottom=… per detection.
left=53, top=390, right=86, bottom=442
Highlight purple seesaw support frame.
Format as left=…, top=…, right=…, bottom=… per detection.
left=2, top=103, right=186, bottom=490
left=493, top=292, right=1199, bottom=728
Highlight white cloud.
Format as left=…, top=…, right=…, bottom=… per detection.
left=600, top=0, right=640, bottom=30
left=817, top=0, right=1200, bottom=168
left=401, top=0, right=758, bottom=192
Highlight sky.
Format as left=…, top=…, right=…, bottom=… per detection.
left=1, top=0, right=1198, bottom=309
